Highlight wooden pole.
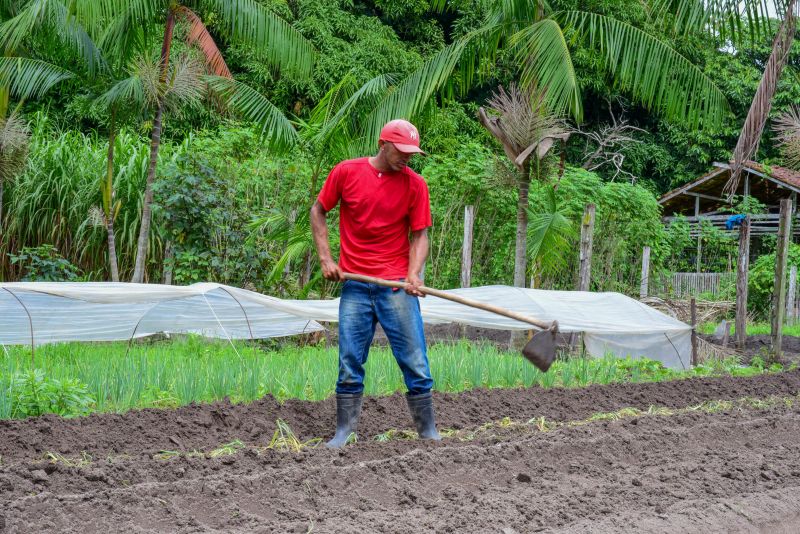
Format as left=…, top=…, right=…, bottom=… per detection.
left=695, top=196, right=702, bottom=273
left=787, top=265, right=797, bottom=325
left=640, top=246, right=651, bottom=299
left=690, top=297, right=698, bottom=366
left=578, top=203, right=596, bottom=292
left=461, top=205, right=475, bottom=289
left=735, top=217, right=751, bottom=349
left=772, top=198, right=793, bottom=359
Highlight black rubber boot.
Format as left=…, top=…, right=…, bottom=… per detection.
left=325, top=393, right=363, bottom=449
left=406, top=391, right=442, bottom=441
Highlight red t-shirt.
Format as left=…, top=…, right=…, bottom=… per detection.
left=317, top=157, right=432, bottom=279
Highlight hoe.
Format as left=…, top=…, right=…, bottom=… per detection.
left=343, top=273, right=559, bottom=372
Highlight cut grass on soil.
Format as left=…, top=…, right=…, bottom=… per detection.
left=0, top=336, right=790, bottom=419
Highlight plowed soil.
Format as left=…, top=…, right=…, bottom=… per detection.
left=3, top=371, right=800, bottom=533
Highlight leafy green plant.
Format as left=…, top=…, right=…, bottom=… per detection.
left=9, top=369, right=94, bottom=418
left=8, top=244, right=81, bottom=281
left=748, top=243, right=800, bottom=318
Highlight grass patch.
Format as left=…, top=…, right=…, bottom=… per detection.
left=698, top=321, right=800, bottom=336
left=0, top=337, right=791, bottom=419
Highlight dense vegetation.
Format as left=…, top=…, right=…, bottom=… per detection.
left=2, top=0, right=800, bottom=299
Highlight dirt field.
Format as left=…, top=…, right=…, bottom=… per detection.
left=2, top=371, right=800, bottom=533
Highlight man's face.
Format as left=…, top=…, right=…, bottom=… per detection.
left=381, top=141, right=413, bottom=172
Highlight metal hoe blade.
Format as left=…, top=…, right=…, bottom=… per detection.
left=522, top=327, right=557, bottom=372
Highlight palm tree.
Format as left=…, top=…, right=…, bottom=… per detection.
left=97, top=0, right=316, bottom=283
left=478, top=85, right=569, bottom=287
left=335, top=0, right=769, bottom=154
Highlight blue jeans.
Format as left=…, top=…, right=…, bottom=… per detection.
left=337, top=279, right=433, bottom=395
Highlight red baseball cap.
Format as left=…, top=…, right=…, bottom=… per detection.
left=379, top=119, right=426, bottom=154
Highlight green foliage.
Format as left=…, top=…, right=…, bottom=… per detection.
left=155, top=152, right=269, bottom=286
left=9, top=369, right=94, bottom=418
left=530, top=166, right=665, bottom=291
left=0, top=114, right=163, bottom=281
left=748, top=243, right=800, bottom=318
left=7, top=244, right=81, bottom=281
left=0, top=338, right=782, bottom=419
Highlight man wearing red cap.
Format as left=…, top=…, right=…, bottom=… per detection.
left=310, top=119, right=441, bottom=448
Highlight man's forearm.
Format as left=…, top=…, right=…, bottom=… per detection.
left=408, top=229, right=429, bottom=278
left=310, top=202, right=333, bottom=262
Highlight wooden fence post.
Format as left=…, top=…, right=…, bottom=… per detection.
left=570, top=203, right=595, bottom=351
left=461, top=205, right=475, bottom=289
left=578, top=203, right=596, bottom=292
left=772, top=198, right=793, bottom=358
left=691, top=297, right=698, bottom=366
left=695, top=196, right=702, bottom=273
left=735, top=217, right=751, bottom=349
left=787, top=265, right=797, bottom=325
left=640, top=246, right=651, bottom=299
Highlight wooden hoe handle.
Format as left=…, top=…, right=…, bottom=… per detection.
left=343, top=273, right=557, bottom=332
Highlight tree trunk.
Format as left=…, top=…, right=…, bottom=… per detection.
left=107, top=216, right=120, bottom=282
left=132, top=102, right=164, bottom=283
left=131, top=10, right=175, bottom=283
left=105, top=120, right=120, bottom=282
left=513, top=169, right=530, bottom=287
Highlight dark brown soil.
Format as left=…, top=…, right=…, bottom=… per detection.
left=700, top=333, right=800, bottom=366
left=3, top=372, right=800, bottom=533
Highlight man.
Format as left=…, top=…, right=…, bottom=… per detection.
left=310, top=119, right=441, bottom=448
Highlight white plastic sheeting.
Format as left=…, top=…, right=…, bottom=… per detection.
left=0, top=282, right=692, bottom=368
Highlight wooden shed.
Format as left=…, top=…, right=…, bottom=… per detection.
left=659, top=161, right=800, bottom=236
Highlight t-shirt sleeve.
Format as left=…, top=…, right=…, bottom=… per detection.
left=409, top=177, right=432, bottom=231
left=317, top=164, right=344, bottom=211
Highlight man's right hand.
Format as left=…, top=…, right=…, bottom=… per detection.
left=320, top=258, right=344, bottom=281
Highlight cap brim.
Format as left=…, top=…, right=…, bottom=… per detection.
left=393, top=143, right=426, bottom=155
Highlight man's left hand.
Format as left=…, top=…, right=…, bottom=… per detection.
left=405, top=274, right=425, bottom=297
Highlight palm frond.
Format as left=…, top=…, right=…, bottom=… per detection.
left=0, top=111, right=29, bottom=182
left=511, top=19, right=582, bottom=121
left=358, top=39, right=472, bottom=154
left=527, top=187, right=576, bottom=276
left=773, top=106, right=800, bottom=169
left=95, top=73, right=148, bottom=111
left=248, top=208, right=321, bottom=283
left=98, top=0, right=164, bottom=65
left=0, top=0, right=107, bottom=76
left=560, top=10, right=729, bottom=130
left=651, top=0, right=789, bottom=44
left=0, top=56, right=74, bottom=100
left=205, top=75, right=298, bottom=150
left=486, top=0, right=542, bottom=27
left=175, top=5, right=231, bottom=78
left=163, top=53, right=205, bottom=112
left=202, top=0, right=315, bottom=78
left=0, top=0, right=49, bottom=54
left=310, top=72, right=396, bottom=161
left=726, top=2, right=796, bottom=195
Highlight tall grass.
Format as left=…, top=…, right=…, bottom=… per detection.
left=0, top=113, right=173, bottom=280
left=0, top=337, right=782, bottom=419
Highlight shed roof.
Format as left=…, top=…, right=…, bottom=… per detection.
left=659, top=161, right=800, bottom=215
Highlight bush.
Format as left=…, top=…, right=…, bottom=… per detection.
left=748, top=243, right=800, bottom=318
left=7, top=244, right=81, bottom=281
left=9, top=369, right=95, bottom=418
